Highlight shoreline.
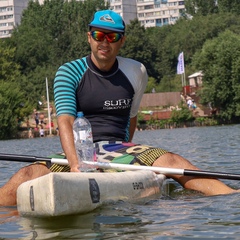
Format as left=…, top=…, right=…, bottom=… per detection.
left=17, top=128, right=58, bottom=139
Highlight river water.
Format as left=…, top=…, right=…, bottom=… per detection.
left=0, top=125, right=240, bottom=239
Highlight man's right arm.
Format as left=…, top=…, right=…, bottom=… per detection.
left=57, top=115, right=80, bottom=172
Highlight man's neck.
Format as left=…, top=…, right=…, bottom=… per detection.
left=90, top=54, right=116, bottom=72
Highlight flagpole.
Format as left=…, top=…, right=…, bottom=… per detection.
left=182, top=52, right=186, bottom=86
left=182, top=74, right=186, bottom=95
left=46, top=77, right=52, bottom=135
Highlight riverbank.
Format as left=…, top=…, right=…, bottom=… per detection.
left=17, top=128, right=58, bottom=139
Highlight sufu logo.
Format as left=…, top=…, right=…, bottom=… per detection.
left=99, top=14, right=115, bottom=24
left=104, top=99, right=132, bottom=107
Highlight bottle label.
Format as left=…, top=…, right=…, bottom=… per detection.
left=79, top=130, right=87, bottom=142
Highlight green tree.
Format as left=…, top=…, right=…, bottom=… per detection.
left=147, top=24, right=174, bottom=82
left=9, top=0, right=107, bottom=72
left=147, top=13, right=240, bottom=91
left=184, top=0, right=218, bottom=16
left=170, top=104, right=194, bottom=126
left=0, top=41, right=20, bottom=81
left=157, top=75, right=182, bottom=93
left=120, top=19, right=155, bottom=77
left=192, top=30, right=240, bottom=122
left=0, top=82, right=29, bottom=139
left=218, top=0, right=240, bottom=14
left=7, top=0, right=107, bottom=103
left=9, top=0, right=51, bottom=74
left=145, top=77, right=158, bottom=93
left=0, top=41, right=32, bottom=139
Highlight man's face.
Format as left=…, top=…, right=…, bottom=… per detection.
left=88, top=27, right=125, bottom=69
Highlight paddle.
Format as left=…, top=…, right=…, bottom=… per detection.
left=0, top=153, right=68, bottom=166
left=83, top=161, right=240, bottom=180
left=1, top=153, right=240, bottom=180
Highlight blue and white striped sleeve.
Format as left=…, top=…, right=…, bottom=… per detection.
left=54, top=58, right=87, bottom=117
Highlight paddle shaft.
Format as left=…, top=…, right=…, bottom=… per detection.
left=83, top=161, right=240, bottom=180
left=183, top=169, right=240, bottom=180
left=0, top=153, right=68, bottom=165
left=1, top=153, right=240, bottom=180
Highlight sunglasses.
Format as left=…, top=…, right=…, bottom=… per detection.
left=90, top=31, right=123, bottom=43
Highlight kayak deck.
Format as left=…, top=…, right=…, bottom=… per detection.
left=17, top=170, right=166, bottom=217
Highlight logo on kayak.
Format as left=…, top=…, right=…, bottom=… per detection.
left=132, top=182, right=144, bottom=190
left=89, top=178, right=100, bottom=203
left=30, top=185, right=35, bottom=211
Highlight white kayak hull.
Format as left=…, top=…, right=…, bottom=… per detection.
left=17, top=171, right=165, bottom=217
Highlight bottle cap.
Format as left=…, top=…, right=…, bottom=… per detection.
left=77, top=112, right=84, bottom=117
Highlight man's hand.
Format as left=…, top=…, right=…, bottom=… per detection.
left=70, top=166, right=80, bottom=172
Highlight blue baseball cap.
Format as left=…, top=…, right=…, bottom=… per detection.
left=89, top=10, right=125, bottom=33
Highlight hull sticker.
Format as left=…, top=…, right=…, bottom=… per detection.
left=30, top=185, right=34, bottom=211
left=89, top=178, right=100, bottom=203
left=132, top=182, right=144, bottom=190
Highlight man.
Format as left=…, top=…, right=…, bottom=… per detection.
left=0, top=10, right=237, bottom=206
left=54, top=9, right=236, bottom=195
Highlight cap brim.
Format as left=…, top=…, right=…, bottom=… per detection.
left=88, top=24, right=125, bottom=33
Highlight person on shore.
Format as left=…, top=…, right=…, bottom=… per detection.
left=39, top=125, right=45, bottom=137
left=187, top=98, right=193, bottom=109
left=35, top=112, right=39, bottom=128
left=192, top=100, right=197, bottom=110
left=0, top=10, right=238, bottom=206
left=39, top=113, right=45, bottom=125
left=28, top=128, right=33, bottom=138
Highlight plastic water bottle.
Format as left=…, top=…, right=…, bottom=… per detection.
left=73, top=111, right=94, bottom=172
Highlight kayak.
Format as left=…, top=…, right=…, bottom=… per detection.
left=17, top=170, right=166, bottom=217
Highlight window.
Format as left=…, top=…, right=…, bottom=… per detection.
left=163, top=18, right=169, bottom=24
left=146, top=19, right=154, bottom=24
left=145, top=12, right=154, bottom=17
left=156, top=18, right=162, bottom=27
left=0, top=30, right=9, bottom=36
left=144, top=5, right=154, bottom=10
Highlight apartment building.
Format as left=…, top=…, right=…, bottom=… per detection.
left=137, top=0, right=185, bottom=27
left=0, top=0, right=28, bottom=38
left=108, top=0, right=185, bottom=27
left=106, top=0, right=137, bottom=24
left=0, top=0, right=185, bottom=38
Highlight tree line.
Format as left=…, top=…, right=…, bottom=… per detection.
left=1, top=0, right=240, bottom=139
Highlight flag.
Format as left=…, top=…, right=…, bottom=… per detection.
left=177, top=52, right=185, bottom=74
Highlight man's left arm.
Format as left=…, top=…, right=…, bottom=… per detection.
left=129, top=115, right=137, bottom=142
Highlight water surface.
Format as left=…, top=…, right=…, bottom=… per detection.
left=0, top=125, right=240, bottom=239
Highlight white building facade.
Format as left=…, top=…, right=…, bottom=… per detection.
left=108, top=0, right=185, bottom=26
left=0, top=0, right=28, bottom=38
left=106, top=0, right=138, bottom=24
left=137, top=0, right=185, bottom=27
left=0, top=0, right=185, bottom=38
